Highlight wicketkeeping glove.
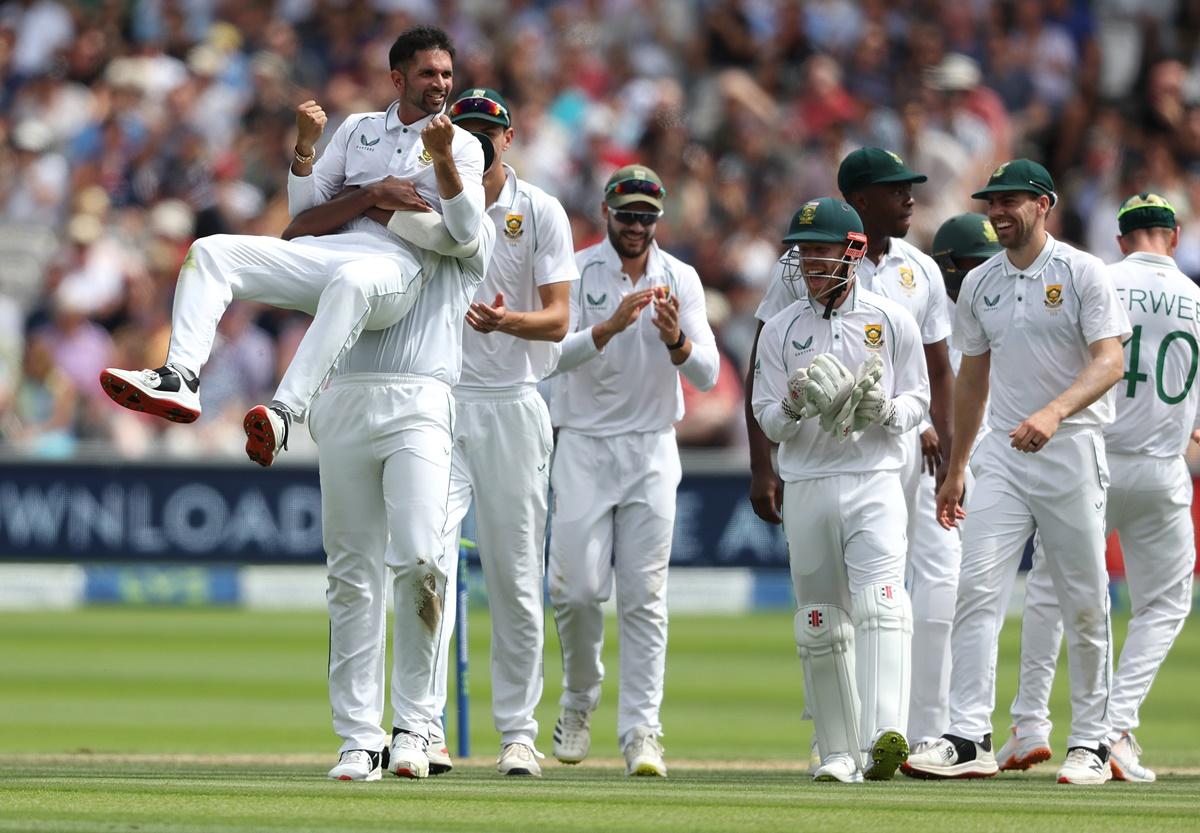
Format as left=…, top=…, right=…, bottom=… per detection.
left=851, top=380, right=897, bottom=431
left=803, top=354, right=855, bottom=425
left=781, top=366, right=811, bottom=422
left=828, top=354, right=885, bottom=439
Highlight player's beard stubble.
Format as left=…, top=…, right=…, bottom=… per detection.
left=607, top=218, right=654, bottom=260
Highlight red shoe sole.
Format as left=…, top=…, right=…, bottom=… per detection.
left=99, top=370, right=199, bottom=424
left=999, top=747, right=1052, bottom=771
left=243, top=406, right=278, bottom=467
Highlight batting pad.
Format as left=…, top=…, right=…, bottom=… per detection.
left=852, top=583, right=913, bottom=750
left=795, top=605, right=860, bottom=766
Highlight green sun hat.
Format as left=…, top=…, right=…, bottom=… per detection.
left=931, top=213, right=1003, bottom=261
left=604, top=165, right=666, bottom=211
left=449, top=88, right=511, bottom=128
left=1117, top=192, right=1177, bottom=235
left=837, top=147, right=928, bottom=195
left=971, top=159, right=1057, bottom=206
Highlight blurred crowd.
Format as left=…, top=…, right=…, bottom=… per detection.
left=2, top=0, right=1200, bottom=459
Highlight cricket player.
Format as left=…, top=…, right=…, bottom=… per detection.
left=905, top=160, right=1130, bottom=785
left=99, top=27, right=485, bottom=465
left=548, top=165, right=719, bottom=777
left=753, top=197, right=929, bottom=782
left=995, top=194, right=1199, bottom=783
left=836, top=148, right=958, bottom=754
left=420, top=88, right=577, bottom=778
left=309, top=153, right=497, bottom=785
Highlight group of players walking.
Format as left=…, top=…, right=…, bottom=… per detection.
left=95, top=26, right=1193, bottom=786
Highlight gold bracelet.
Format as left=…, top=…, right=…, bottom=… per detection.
left=293, top=145, right=315, bottom=165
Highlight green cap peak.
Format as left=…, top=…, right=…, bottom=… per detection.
left=449, top=88, right=511, bottom=128
left=971, top=159, right=1057, bottom=206
left=837, top=147, right=928, bottom=195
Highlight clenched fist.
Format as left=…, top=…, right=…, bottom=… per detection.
left=295, top=100, right=327, bottom=154
left=421, top=114, right=455, bottom=160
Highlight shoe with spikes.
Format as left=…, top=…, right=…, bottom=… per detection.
left=100, top=364, right=200, bottom=423
left=244, top=404, right=290, bottom=467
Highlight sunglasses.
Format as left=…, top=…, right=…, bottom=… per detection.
left=612, top=209, right=661, bottom=227
left=449, top=97, right=509, bottom=123
left=606, top=178, right=666, bottom=199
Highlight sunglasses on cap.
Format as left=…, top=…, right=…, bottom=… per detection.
left=449, top=97, right=509, bottom=122
left=606, top=178, right=666, bottom=199
left=611, top=209, right=661, bottom=227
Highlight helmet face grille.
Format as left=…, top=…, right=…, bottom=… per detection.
left=781, top=234, right=866, bottom=305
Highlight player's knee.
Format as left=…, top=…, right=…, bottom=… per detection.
left=852, top=583, right=913, bottom=632
left=794, top=605, right=854, bottom=658
left=549, top=577, right=607, bottom=611
left=323, top=269, right=373, bottom=306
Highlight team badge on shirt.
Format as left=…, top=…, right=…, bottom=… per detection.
left=504, top=213, right=524, bottom=240
left=418, top=147, right=433, bottom=165
left=864, top=323, right=884, bottom=349
left=898, top=266, right=916, bottom=294
left=1044, top=284, right=1063, bottom=309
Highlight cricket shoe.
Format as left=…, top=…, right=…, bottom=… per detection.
left=901, top=733, right=998, bottom=779
left=623, top=726, right=667, bottom=777
left=427, top=725, right=453, bottom=775
left=99, top=364, right=200, bottom=423
left=553, top=707, right=591, bottom=764
left=389, top=730, right=430, bottom=779
left=328, top=749, right=383, bottom=781
left=243, top=404, right=290, bottom=467
left=1109, top=732, right=1155, bottom=783
left=497, top=742, right=543, bottom=777
left=1057, top=746, right=1111, bottom=785
left=864, top=730, right=909, bottom=781
left=996, top=726, right=1052, bottom=771
left=812, top=753, right=864, bottom=783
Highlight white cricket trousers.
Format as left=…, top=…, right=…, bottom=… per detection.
left=308, top=374, right=455, bottom=754
left=898, top=430, right=963, bottom=745
left=784, top=470, right=912, bottom=762
left=948, top=428, right=1113, bottom=749
left=167, top=232, right=424, bottom=420
left=434, top=385, right=553, bottom=748
left=548, top=428, right=680, bottom=747
left=1010, top=452, right=1194, bottom=744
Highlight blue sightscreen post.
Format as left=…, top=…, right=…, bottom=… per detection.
left=456, top=539, right=471, bottom=760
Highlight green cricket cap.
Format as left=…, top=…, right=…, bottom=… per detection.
left=837, top=147, right=928, bottom=195
left=449, top=88, right=511, bottom=128
left=1117, top=192, right=1177, bottom=235
left=604, top=165, right=666, bottom=211
left=782, top=197, right=864, bottom=244
left=971, top=159, right=1057, bottom=206
left=931, top=213, right=1002, bottom=261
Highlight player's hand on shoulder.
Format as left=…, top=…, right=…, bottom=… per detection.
left=295, top=99, right=327, bottom=152
left=421, top=114, right=455, bottom=159
left=371, top=176, right=433, bottom=212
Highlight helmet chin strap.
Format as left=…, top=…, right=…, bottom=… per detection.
left=821, top=283, right=845, bottom=320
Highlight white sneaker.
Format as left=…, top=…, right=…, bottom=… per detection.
left=864, top=730, right=908, bottom=781
left=497, top=742, right=543, bottom=777
left=100, top=364, right=201, bottom=423
left=328, top=749, right=382, bottom=781
left=1110, top=732, right=1155, bottom=783
left=390, top=730, right=430, bottom=779
left=996, top=726, right=1053, bottom=771
left=813, top=753, right=864, bottom=783
left=901, top=734, right=999, bottom=779
left=623, top=727, right=667, bottom=777
left=427, top=726, right=453, bottom=776
left=553, top=708, right=591, bottom=764
left=1057, top=746, right=1111, bottom=785
left=243, top=404, right=290, bottom=467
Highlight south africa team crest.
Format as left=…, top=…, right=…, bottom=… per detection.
left=504, top=213, right=524, bottom=240
left=864, top=323, right=884, bottom=350
left=898, top=266, right=916, bottom=294
left=1044, top=284, right=1063, bottom=309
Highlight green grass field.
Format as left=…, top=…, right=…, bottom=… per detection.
left=1, top=607, right=1198, bottom=832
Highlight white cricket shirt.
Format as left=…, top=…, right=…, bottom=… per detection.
left=550, top=239, right=720, bottom=435
left=287, top=101, right=485, bottom=246
left=458, top=164, right=578, bottom=389
left=1104, top=252, right=1200, bottom=457
left=335, top=221, right=496, bottom=385
left=855, top=236, right=953, bottom=346
left=753, top=285, right=930, bottom=481
left=954, top=234, right=1132, bottom=434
